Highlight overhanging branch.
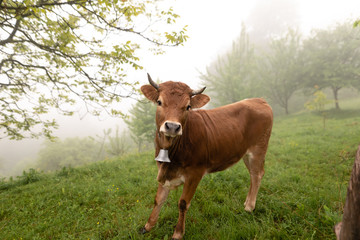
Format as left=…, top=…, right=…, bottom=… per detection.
left=0, top=0, right=88, bottom=10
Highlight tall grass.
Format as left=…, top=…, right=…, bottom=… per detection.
left=1, top=109, right=359, bottom=239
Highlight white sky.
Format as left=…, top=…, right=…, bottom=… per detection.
left=2, top=0, right=360, bottom=168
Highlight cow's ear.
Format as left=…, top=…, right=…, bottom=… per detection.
left=190, top=94, right=210, bottom=109
left=141, top=85, right=159, bottom=103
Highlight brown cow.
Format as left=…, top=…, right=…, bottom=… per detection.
left=140, top=74, right=273, bottom=239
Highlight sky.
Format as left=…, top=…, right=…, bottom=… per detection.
left=1, top=0, right=360, bottom=174
left=137, top=0, right=360, bottom=88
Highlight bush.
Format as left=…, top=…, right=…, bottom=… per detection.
left=36, top=137, right=101, bottom=171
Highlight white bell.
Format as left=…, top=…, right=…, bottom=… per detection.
left=155, top=149, right=171, bottom=162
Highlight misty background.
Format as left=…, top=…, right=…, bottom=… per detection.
left=1, top=0, right=360, bottom=178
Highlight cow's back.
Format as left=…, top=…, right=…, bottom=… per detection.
left=195, top=98, right=273, bottom=172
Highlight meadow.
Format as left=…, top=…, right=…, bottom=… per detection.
left=1, top=102, right=360, bottom=239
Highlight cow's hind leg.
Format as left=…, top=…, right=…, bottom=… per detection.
left=142, top=183, right=170, bottom=233
left=243, top=146, right=266, bottom=212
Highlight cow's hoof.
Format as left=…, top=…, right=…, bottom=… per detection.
left=139, top=227, right=148, bottom=234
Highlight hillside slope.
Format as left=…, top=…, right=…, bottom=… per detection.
left=1, top=110, right=360, bottom=239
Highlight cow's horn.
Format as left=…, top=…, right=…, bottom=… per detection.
left=147, top=73, right=159, bottom=90
left=191, top=87, right=206, bottom=96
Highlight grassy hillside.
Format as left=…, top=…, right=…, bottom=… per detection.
left=1, top=108, right=360, bottom=239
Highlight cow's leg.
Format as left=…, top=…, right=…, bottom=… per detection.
left=243, top=147, right=266, bottom=212
left=142, top=183, right=170, bottom=233
left=172, top=174, right=202, bottom=240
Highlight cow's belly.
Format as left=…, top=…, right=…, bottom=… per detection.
left=207, top=153, right=245, bottom=173
left=157, top=163, right=185, bottom=190
left=162, top=175, right=185, bottom=190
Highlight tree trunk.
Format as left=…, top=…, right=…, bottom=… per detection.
left=284, top=100, right=289, bottom=115
left=332, top=87, right=341, bottom=110
left=335, top=145, right=360, bottom=240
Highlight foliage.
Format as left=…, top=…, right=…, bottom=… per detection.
left=125, top=98, right=156, bottom=152
left=36, top=137, right=101, bottom=171
left=106, top=127, right=132, bottom=157
left=16, top=168, right=42, bottom=185
left=0, top=168, right=43, bottom=190
left=259, top=28, right=304, bottom=114
left=93, top=127, right=135, bottom=159
left=354, top=19, right=360, bottom=28
left=304, top=89, right=331, bottom=113
left=1, top=107, right=360, bottom=239
left=201, top=19, right=360, bottom=115
left=305, top=88, right=332, bottom=129
left=0, top=0, right=188, bottom=140
left=303, top=20, right=360, bottom=109
left=200, top=24, right=258, bottom=108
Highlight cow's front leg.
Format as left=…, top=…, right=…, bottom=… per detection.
left=172, top=175, right=202, bottom=240
left=142, top=183, right=170, bottom=233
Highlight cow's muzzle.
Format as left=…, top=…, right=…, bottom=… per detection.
left=160, top=121, right=182, bottom=137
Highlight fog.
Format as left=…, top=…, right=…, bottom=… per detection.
left=1, top=0, right=360, bottom=177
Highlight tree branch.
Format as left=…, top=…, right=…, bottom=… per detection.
left=0, top=15, right=21, bottom=46
left=0, top=0, right=88, bottom=10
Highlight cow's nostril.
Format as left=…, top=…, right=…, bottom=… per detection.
left=175, top=125, right=181, bottom=133
left=165, top=122, right=170, bottom=130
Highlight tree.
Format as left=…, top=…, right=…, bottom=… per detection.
left=304, top=88, right=331, bottom=129
left=0, top=0, right=188, bottom=140
left=335, top=145, right=360, bottom=240
left=259, top=29, right=304, bottom=114
left=200, top=24, right=258, bottom=108
left=303, top=21, right=360, bottom=109
left=125, top=98, right=156, bottom=152
left=36, top=137, right=100, bottom=171
left=106, top=127, right=131, bottom=157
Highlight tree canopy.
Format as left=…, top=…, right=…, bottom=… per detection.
left=0, top=0, right=187, bottom=140
left=125, top=97, right=156, bottom=152
left=259, top=29, right=304, bottom=114
left=200, top=19, right=360, bottom=115
left=303, top=21, right=360, bottom=109
left=200, top=24, right=258, bottom=108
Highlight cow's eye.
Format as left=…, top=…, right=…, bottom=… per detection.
left=186, top=105, right=191, bottom=110
left=157, top=100, right=162, bottom=106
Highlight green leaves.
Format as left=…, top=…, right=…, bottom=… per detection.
left=200, top=24, right=257, bottom=108
left=0, top=0, right=187, bottom=140
left=201, top=20, right=360, bottom=115
left=303, top=20, right=360, bottom=109
left=125, top=98, right=156, bottom=152
left=353, top=19, right=360, bottom=28
left=259, top=28, right=304, bottom=114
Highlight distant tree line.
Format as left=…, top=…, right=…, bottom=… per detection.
left=201, top=20, right=360, bottom=114
left=35, top=127, right=133, bottom=172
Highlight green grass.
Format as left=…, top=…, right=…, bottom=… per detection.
left=1, top=108, right=360, bottom=239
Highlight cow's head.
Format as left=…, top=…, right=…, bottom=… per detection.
left=141, top=74, right=210, bottom=148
